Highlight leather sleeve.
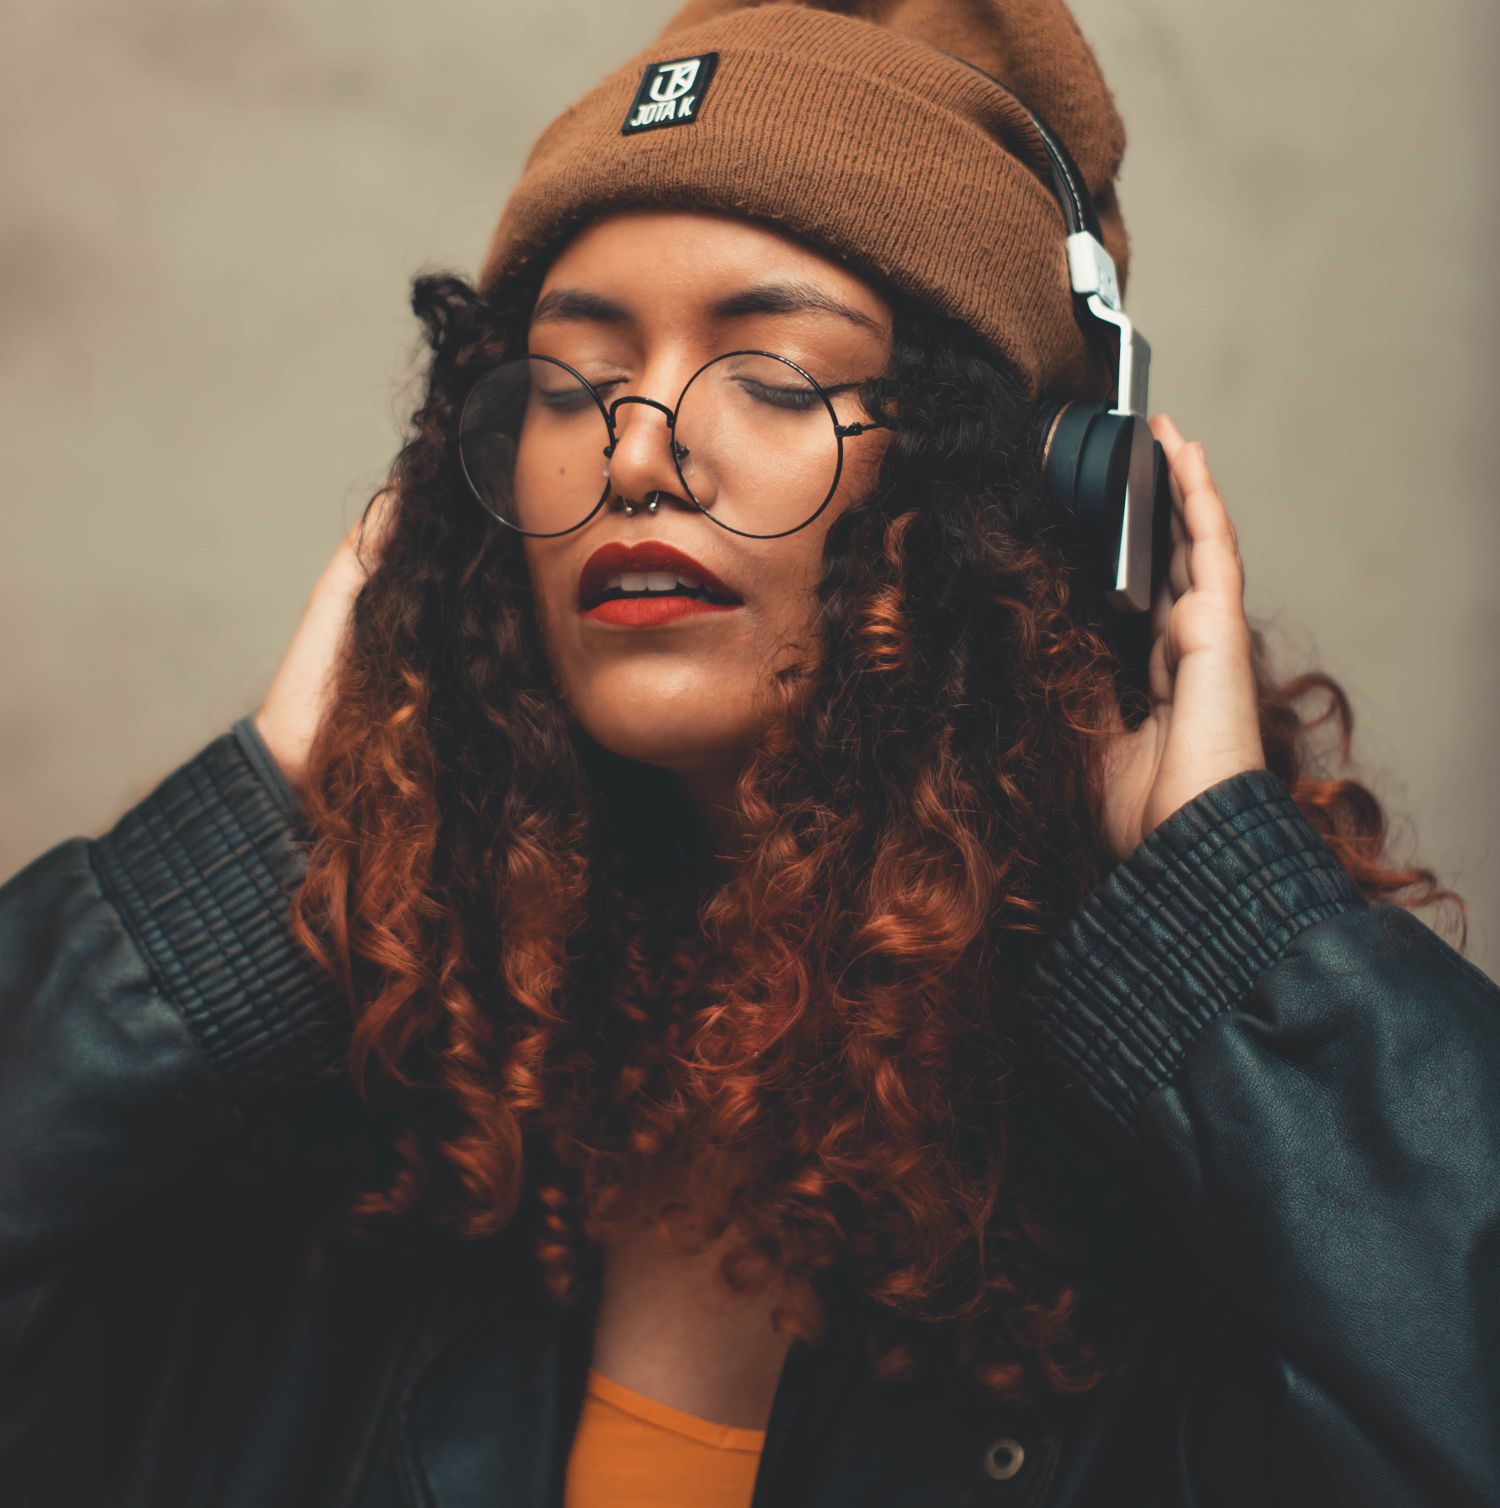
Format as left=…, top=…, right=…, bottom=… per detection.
left=1030, top=769, right=1500, bottom=1507
left=0, top=722, right=343, bottom=1289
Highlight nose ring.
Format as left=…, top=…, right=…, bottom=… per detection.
left=622, top=492, right=662, bottom=517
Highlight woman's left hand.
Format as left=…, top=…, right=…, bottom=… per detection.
left=1097, top=415, right=1266, bottom=863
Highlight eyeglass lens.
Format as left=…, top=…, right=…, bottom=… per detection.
left=458, top=353, right=843, bottom=538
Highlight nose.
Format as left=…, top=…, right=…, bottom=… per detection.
left=603, top=395, right=692, bottom=515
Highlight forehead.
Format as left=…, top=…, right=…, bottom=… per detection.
left=533, top=209, right=892, bottom=338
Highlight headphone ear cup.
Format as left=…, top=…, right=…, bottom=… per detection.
left=1040, top=403, right=1160, bottom=707
left=1040, top=401, right=1135, bottom=564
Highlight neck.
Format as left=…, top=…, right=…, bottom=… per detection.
left=583, top=741, right=742, bottom=874
left=675, top=763, right=745, bottom=852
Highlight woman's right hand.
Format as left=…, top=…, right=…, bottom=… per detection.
left=254, top=491, right=396, bottom=794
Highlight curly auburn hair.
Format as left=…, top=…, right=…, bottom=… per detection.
left=291, top=266, right=1463, bottom=1403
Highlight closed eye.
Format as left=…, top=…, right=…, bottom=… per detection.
left=535, top=385, right=600, bottom=412
left=533, top=376, right=624, bottom=411
left=734, top=378, right=823, bottom=412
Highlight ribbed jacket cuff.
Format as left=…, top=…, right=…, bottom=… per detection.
left=1030, top=769, right=1366, bottom=1137
left=90, top=727, right=344, bottom=1117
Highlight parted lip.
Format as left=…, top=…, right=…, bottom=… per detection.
left=577, top=540, right=741, bottom=610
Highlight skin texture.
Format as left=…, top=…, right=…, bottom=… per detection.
left=256, top=209, right=1263, bottom=861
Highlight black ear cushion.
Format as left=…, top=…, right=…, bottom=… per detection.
left=1074, top=411, right=1135, bottom=546
left=1039, top=399, right=1095, bottom=512
left=1042, top=402, right=1134, bottom=555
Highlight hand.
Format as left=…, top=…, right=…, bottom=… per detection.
left=1097, top=416, right=1265, bottom=863
left=254, top=491, right=396, bottom=793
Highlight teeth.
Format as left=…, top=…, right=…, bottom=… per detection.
left=600, top=570, right=711, bottom=596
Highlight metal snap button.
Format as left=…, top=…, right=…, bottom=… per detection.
left=982, top=1436, right=1025, bottom=1481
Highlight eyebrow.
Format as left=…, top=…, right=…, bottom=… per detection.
left=708, top=282, right=884, bottom=336
left=528, top=281, right=883, bottom=336
left=529, top=288, right=633, bottom=327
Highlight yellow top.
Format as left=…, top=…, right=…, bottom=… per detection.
left=563, top=1367, right=766, bottom=1508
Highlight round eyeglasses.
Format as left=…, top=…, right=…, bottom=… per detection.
left=457, top=351, right=891, bottom=540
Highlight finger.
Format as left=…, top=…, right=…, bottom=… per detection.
left=1149, top=412, right=1188, bottom=466
left=1166, top=497, right=1191, bottom=600
left=1171, top=442, right=1239, bottom=553
left=1151, top=414, right=1191, bottom=540
left=1149, top=568, right=1173, bottom=645
left=1170, top=442, right=1230, bottom=537
left=353, top=487, right=400, bottom=571
left=1166, top=458, right=1187, bottom=525
left=1148, top=605, right=1176, bottom=703
left=1169, top=443, right=1243, bottom=602
left=1145, top=417, right=1191, bottom=669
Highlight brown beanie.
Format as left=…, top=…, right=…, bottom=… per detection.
left=479, top=0, right=1128, bottom=400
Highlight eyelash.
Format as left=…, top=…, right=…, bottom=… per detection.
left=557, top=372, right=857, bottom=402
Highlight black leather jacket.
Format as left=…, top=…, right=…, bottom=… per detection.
left=2, top=722, right=1497, bottom=1507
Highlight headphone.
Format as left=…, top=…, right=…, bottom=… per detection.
left=973, top=80, right=1172, bottom=623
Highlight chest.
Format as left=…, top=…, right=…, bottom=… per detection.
left=585, top=1164, right=796, bottom=1430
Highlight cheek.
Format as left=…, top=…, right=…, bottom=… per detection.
left=768, top=466, right=875, bottom=621
left=514, top=431, right=607, bottom=538
left=520, top=541, right=576, bottom=668
left=763, top=553, right=825, bottom=644
left=739, top=536, right=837, bottom=680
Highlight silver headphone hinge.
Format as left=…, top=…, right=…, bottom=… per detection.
left=1086, top=298, right=1152, bottom=421
left=1065, top=231, right=1120, bottom=311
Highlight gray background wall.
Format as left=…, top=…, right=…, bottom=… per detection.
left=4, top=0, right=1496, bottom=974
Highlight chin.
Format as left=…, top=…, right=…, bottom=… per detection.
left=575, top=707, right=751, bottom=781
left=566, top=666, right=760, bottom=783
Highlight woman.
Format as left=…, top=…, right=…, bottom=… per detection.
left=3, top=1, right=1496, bottom=1505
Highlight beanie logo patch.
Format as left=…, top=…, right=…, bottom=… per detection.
left=622, top=53, right=718, bottom=135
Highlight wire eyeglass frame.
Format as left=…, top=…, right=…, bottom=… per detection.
left=457, top=349, right=892, bottom=541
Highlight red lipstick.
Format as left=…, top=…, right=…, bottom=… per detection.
left=577, top=540, right=742, bottom=628
left=585, top=596, right=738, bottom=627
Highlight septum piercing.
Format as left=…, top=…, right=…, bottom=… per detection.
left=621, top=492, right=663, bottom=517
